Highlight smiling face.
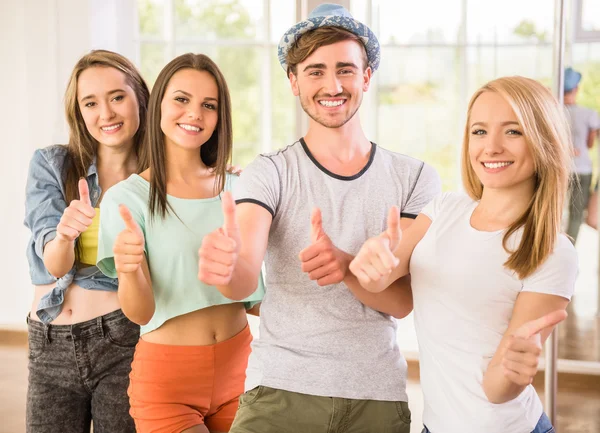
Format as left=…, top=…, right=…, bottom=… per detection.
left=159, top=68, right=219, bottom=153
left=289, top=39, right=371, bottom=129
left=77, top=66, right=140, bottom=149
left=468, top=91, right=536, bottom=192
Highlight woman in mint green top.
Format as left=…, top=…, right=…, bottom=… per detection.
left=96, top=53, right=263, bottom=433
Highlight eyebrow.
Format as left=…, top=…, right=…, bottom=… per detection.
left=302, top=62, right=359, bottom=72
left=173, top=90, right=218, bottom=102
left=471, top=121, right=520, bottom=128
left=80, top=89, right=125, bottom=102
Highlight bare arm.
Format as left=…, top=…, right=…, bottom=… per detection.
left=44, top=179, right=95, bottom=278
left=350, top=211, right=432, bottom=293
left=198, top=194, right=271, bottom=301
left=113, top=205, right=155, bottom=325
left=482, top=292, right=569, bottom=404
left=43, top=237, right=76, bottom=278
left=118, top=257, right=155, bottom=325
left=344, top=217, right=416, bottom=318
left=587, top=128, right=598, bottom=149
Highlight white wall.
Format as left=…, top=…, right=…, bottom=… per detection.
left=0, top=0, right=135, bottom=329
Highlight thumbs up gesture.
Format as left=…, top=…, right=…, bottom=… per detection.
left=501, top=310, right=568, bottom=386
left=198, top=191, right=240, bottom=286
left=299, top=208, right=351, bottom=287
left=56, top=178, right=96, bottom=242
left=349, top=207, right=402, bottom=292
left=113, top=205, right=145, bottom=274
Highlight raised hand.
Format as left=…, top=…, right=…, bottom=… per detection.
left=198, top=191, right=240, bottom=286
left=349, top=206, right=401, bottom=290
left=56, top=178, right=96, bottom=242
left=502, top=310, right=568, bottom=386
left=113, top=205, right=145, bottom=274
left=299, top=208, right=351, bottom=286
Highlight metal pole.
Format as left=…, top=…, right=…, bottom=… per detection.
left=546, top=0, right=566, bottom=426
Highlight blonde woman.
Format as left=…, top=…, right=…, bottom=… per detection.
left=349, top=76, right=577, bottom=433
left=24, top=50, right=149, bottom=432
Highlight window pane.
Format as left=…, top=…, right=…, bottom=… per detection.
left=376, top=46, right=462, bottom=191
left=582, top=0, right=600, bottom=32
left=175, top=45, right=262, bottom=164
left=374, top=0, right=462, bottom=44
left=138, top=0, right=164, bottom=38
left=140, top=43, right=167, bottom=87
left=467, top=0, right=553, bottom=44
left=572, top=43, right=600, bottom=112
left=466, top=46, right=553, bottom=96
left=174, top=0, right=263, bottom=41
left=269, top=0, right=295, bottom=44
left=271, top=49, right=296, bottom=150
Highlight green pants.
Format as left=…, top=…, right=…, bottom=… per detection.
left=229, top=386, right=411, bottom=433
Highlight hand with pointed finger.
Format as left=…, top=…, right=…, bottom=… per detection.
left=198, top=191, right=240, bottom=286
left=56, top=178, right=96, bottom=242
left=349, top=206, right=401, bottom=291
left=113, top=205, right=145, bottom=274
left=502, top=310, right=568, bottom=386
left=298, top=208, right=352, bottom=287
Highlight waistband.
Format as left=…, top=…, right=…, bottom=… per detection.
left=27, top=309, right=130, bottom=342
left=135, top=323, right=252, bottom=359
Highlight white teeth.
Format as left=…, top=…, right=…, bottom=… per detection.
left=178, top=124, right=200, bottom=132
left=319, top=100, right=344, bottom=107
left=101, top=123, right=122, bottom=131
left=483, top=162, right=513, bottom=169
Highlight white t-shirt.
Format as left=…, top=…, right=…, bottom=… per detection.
left=565, top=104, right=600, bottom=174
left=410, top=192, right=578, bottom=433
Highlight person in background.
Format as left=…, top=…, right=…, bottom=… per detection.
left=564, top=66, right=600, bottom=243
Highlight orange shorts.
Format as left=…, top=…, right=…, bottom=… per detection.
left=128, top=324, right=252, bottom=433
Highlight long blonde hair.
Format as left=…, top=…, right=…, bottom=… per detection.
left=461, top=76, right=572, bottom=279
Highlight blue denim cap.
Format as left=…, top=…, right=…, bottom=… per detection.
left=564, top=67, right=582, bottom=92
left=277, top=3, right=380, bottom=73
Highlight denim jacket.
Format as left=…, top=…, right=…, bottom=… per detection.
left=24, top=145, right=118, bottom=324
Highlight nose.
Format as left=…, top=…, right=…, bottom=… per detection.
left=187, top=105, right=202, bottom=120
left=483, top=131, right=504, bottom=156
left=322, top=73, right=343, bottom=96
left=99, top=102, right=115, bottom=121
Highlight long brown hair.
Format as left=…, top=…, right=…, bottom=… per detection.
left=461, top=76, right=572, bottom=279
left=63, top=49, right=150, bottom=204
left=146, top=53, right=233, bottom=220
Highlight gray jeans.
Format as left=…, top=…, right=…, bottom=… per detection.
left=26, top=309, right=139, bottom=433
left=567, top=173, right=593, bottom=243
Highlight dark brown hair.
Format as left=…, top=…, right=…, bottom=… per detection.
left=146, top=53, right=233, bottom=219
left=286, top=26, right=369, bottom=77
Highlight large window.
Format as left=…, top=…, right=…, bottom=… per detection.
left=363, top=0, right=562, bottom=191
left=136, top=0, right=297, bottom=165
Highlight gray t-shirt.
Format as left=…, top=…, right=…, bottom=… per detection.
left=565, top=104, right=600, bottom=174
left=234, top=138, right=441, bottom=401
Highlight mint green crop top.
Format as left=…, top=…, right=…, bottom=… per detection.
left=96, top=173, right=264, bottom=335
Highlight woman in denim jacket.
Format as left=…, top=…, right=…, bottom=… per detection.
left=24, top=50, right=149, bottom=433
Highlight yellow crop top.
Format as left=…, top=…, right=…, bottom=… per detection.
left=79, top=208, right=100, bottom=265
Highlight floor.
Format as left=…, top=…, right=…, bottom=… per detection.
left=2, top=343, right=599, bottom=433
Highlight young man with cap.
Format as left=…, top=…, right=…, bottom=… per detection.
left=198, top=4, right=440, bottom=432
left=564, top=66, right=600, bottom=243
